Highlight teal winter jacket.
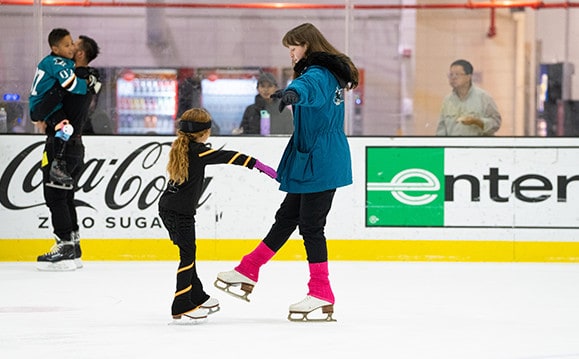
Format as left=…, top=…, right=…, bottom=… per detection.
left=276, top=53, right=353, bottom=194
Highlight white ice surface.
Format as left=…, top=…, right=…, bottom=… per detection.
left=1, top=261, right=579, bottom=359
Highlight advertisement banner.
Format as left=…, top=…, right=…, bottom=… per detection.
left=1, top=136, right=579, bottom=246
left=367, top=147, right=445, bottom=226
left=366, top=146, right=579, bottom=228
left=0, top=135, right=286, bottom=240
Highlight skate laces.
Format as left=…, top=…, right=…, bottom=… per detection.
left=291, top=295, right=315, bottom=308
left=298, top=295, right=330, bottom=307
left=41, top=242, right=70, bottom=256
left=41, top=244, right=62, bottom=256
left=302, top=296, right=317, bottom=305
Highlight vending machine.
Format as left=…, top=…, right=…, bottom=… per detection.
left=115, top=68, right=178, bottom=134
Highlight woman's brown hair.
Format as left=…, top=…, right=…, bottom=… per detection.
left=282, top=23, right=359, bottom=89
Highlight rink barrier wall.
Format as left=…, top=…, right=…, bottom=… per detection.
left=2, top=239, right=579, bottom=262
left=2, top=135, right=579, bottom=263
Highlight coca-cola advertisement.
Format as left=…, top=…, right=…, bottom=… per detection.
left=0, top=135, right=286, bottom=240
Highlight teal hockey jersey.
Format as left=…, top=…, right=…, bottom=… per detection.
left=29, top=54, right=88, bottom=120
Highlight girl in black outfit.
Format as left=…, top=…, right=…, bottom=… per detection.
left=158, top=108, right=276, bottom=323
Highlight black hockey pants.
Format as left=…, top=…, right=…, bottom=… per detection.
left=42, top=137, right=85, bottom=241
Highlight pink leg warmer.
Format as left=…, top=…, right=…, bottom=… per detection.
left=307, top=261, right=335, bottom=304
left=234, top=241, right=275, bottom=282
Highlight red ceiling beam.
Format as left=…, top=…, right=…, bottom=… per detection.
left=1, top=0, right=578, bottom=10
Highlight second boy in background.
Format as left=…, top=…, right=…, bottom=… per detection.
left=234, top=72, right=293, bottom=135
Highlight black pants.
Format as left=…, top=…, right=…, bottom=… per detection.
left=263, top=189, right=336, bottom=263
left=159, top=209, right=209, bottom=315
left=42, top=137, right=84, bottom=241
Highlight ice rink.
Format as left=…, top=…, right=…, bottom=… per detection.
left=1, top=260, right=579, bottom=359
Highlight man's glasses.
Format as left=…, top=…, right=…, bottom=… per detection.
left=448, top=72, right=469, bottom=79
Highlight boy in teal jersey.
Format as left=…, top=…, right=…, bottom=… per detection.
left=29, top=28, right=89, bottom=189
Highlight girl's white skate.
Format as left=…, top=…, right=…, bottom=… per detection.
left=288, top=295, right=336, bottom=322
left=214, top=270, right=256, bottom=302
left=170, top=307, right=209, bottom=325
left=200, top=297, right=220, bottom=315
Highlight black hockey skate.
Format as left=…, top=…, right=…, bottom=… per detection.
left=46, top=159, right=73, bottom=190
left=37, top=238, right=76, bottom=271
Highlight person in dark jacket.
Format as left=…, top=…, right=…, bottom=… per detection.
left=235, top=72, right=293, bottom=135
left=216, top=23, right=359, bottom=322
left=158, top=108, right=277, bottom=324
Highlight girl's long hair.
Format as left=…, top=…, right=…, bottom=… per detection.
left=282, top=23, right=359, bottom=89
left=167, top=108, right=212, bottom=185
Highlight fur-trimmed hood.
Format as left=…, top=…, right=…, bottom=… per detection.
left=293, top=52, right=355, bottom=89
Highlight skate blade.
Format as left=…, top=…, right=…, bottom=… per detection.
left=202, top=305, right=220, bottom=315
left=36, top=260, right=77, bottom=272
left=288, top=312, right=337, bottom=322
left=169, top=315, right=208, bottom=325
left=288, top=306, right=336, bottom=322
left=213, top=279, right=252, bottom=302
left=74, top=258, right=83, bottom=269
left=45, top=181, right=74, bottom=191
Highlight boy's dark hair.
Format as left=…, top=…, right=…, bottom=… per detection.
left=79, top=35, right=100, bottom=63
left=451, top=59, right=474, bottom=75
left=257, top=72, right=277, bottom=87
left=48, top=28, right=70, bottom=47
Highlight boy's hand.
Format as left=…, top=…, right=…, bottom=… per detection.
left=55, top=120, right=74, bottom=141
left=88, top=75, right=102, bottom=94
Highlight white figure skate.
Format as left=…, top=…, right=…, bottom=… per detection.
left=170, top=306, right=209, bottom=325
left=288, top=295, right=336, bottom=322
left=214, top=270, right=256, bottom=302
left=200, top=297, right=220, bottom=315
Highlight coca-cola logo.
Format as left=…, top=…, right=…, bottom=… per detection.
left=0, top=141, right=213, bottom=212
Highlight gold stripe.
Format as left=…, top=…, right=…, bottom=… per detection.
left=243, top=156, right=252, bottom=167
left=177, top=262, right=194, bottom=273
left=199, top=149, right=216, bottom=157
left=228, top=153, right=241, bottom=164
left=3, top=239, right=579, bottom=262
left=174, top=285, right=192, bottom=297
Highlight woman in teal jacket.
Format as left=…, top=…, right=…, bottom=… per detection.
left=276, top=51, right=353, bottom=193
left=216, top=23, right=359, bottom=322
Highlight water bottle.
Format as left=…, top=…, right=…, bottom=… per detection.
left=0, top=107, right=7, bottom=133
left=260, top=110, right=270, bottom=135
left=55, top=123, right=74, bottom=141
